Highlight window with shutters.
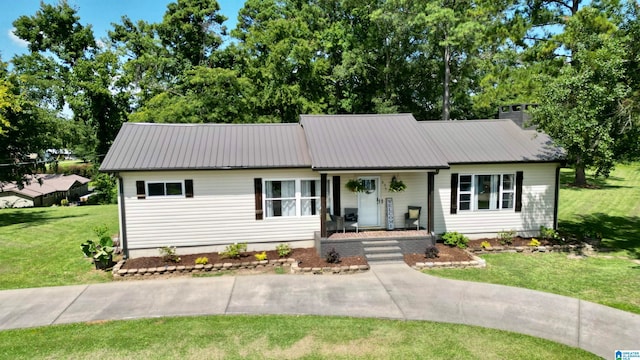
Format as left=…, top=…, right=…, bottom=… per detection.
left=138, top=180, right=193, bottom=198
left=264, top=179, right=320, bottom=217
left=458, top=174, right=515, bottom=211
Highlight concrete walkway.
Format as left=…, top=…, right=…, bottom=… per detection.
left=1, top=263, right=638, bottom=358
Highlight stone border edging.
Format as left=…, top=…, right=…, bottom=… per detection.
left=112, top=258, right=370, bottom=278
left=412, top=252, right=486, bottom=270
left=468, top=243, right=594, bottom=255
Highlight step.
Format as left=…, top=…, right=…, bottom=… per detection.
left=365, top=252, right=404, bottom=262
left=361, top=240, right=399, bottom=246
left=363, top=246, right=402, bottom=253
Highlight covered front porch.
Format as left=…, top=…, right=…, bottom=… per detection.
left=318, top=170, right=438, bottom=238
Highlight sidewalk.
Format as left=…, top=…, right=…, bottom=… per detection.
left=1, top=263, right=638, bottom=358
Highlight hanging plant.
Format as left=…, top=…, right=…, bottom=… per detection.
left=388, top=176, right=407, bottom=192
left=345, top=179, right=365, bottom=192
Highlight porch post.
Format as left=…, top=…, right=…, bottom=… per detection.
left=427, top=172, right=435, bottom=233
left=321, top=173, right=327, bottom=238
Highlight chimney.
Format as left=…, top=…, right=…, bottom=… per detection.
left=498, top=104, right=537, bottom=129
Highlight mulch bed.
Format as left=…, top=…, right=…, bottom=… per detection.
left=122, top=247, right=367, bottom=270
left=403, top=243, right=474, bottom=266
left=467, top=236, right=552, bottom=248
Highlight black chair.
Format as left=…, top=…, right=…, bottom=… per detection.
left=343, top=207, right=359, bottom=233
left=404, top=206, right=421, bottom=230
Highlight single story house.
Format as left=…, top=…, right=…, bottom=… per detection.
left=0, top=174, right=91, bottom=208
left=100, top=114, right=564, bottom=258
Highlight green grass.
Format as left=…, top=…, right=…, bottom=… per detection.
left=432, top=163, right=640, bottom=314
left=558, top=162, right=640, bottom=258
left=433, top=252, right=640, bottom=313
left=0, top=205, right=118, bottom=289
left=0, top=315, right=597, bottom=360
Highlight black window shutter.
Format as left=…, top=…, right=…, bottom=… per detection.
left=136, top=181, right=146, bottom=199
left=515, top=171, right=523, bottom=212
left=254, top=178, right=263, bottom=220
left=185, top=179, right=194, bottom=198
left=332, top=176, right=341, bottom=216
left=450, top=173, right=458, bottom=214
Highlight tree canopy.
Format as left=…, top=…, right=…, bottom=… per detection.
left=1, top=0, right=638, bottom=185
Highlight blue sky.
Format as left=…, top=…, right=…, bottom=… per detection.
left=0, top=0, right=244, bottom=61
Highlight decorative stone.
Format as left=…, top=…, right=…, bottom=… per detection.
left=538, top=246, right=547, bottom=252
left=204, top=264, right=213, bottom=270
left=515, top=247, right=524, bottom=252
left=424, top=262, right=434, bottom=267
left=332, top=267, right=341, bottom=273
left=358, top=265, right=369, bottom=271
left=312, top=267, right=322, bottom=272
left=185, top=265, right=193, bottom=271
left=127, top=269, right=138, bottom=274
left=167, top=266, right=176, bottom=272
left=259, top=260, right=268, bottom=265
left=341, top=266, right=349, bottom=272
left=194, top=264, right=204, bottom=270
left=302, top=267, right=312, bottom=272
left=287, top=258, right=296, bottom=263
left=349, top=265, right=359, bottom=271
left=322, top=267, right=332, bottom=272
left=117, top=269, right=128, bottom=275
left=213, top=263, right=223, bottom=269
left=176, top=266, right=186, bottom=271
left=223, top=263, right=233, bottom=268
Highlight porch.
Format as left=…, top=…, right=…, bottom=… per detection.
left=315, top=229, right=435, bottom=263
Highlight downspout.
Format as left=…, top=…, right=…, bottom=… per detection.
left=553, top=166, right=561, bottom=230
left=116, top=173, right=129, bottom=259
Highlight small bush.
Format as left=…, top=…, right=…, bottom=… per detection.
left=528, top=238, right=541, bottom=247
left=442, top=232, right=469, bottom=249
left=159, top=246, right=180, bottom=263
left=219, top=243, right=247, bottom=259
left=255, top=251, right=268, bottom=261
left=60, top=199, right=69, bottom=206
left=425, top=245, right=439, bottom=259
left=480, top=240, right=491, bottom=249
left=276, top=243, right=292, bottom=258
left=540, top=225, right=559, bottom=241
left=497, top=229, right=515, bottom=245
left=195, top=257, right=209, bottom=265
left=326, top=248, right=341, bottom=264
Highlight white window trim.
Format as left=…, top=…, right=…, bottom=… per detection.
left=263, top=178, right=321, bottom=218
left=146, top=180, right=185, bottom=198
left=458, top=174, right=515, bottom=212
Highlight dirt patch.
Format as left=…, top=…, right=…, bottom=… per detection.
left=122, top=247, right=367, bottom=271
left=403, top=244, right=474, bottom=266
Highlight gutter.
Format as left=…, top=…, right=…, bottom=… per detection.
left=116, top=173, right=129, bottom=259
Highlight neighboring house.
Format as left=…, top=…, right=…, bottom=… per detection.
left=100, top=114, right=564, bottom=258
left=0, top=174, right=91, bottom=208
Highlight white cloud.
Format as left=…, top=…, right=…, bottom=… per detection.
left=8, top=28, right=29, bottom=48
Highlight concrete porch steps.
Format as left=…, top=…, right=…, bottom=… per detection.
left=362, top=239, right=404, bottom=263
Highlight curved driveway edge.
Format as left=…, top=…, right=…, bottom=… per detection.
left=1, top=263, right=638, bottom=358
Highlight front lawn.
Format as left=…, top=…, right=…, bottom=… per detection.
left=0, top=315, right=597, bottom=360
left=432, top=163, right=640, bottom=314
left=0, top=205, right=118, bottom=290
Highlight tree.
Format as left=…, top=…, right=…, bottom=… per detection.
left=531, top=5, right=633, bottom=185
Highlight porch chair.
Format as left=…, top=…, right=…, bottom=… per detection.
left=325, top=209, right=344, bottom=234
left=343, top=207, right=359, bottom=233
left=404, top=206, right=421, bottom=230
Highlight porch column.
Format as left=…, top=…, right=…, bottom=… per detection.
left=427, top=172, right=435, bottom=233
left=320, top=173, right=327, bottom=238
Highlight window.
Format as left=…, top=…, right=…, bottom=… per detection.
left=147, top=181, right=184, bottom=197
left=264, top=179, right=320, bottom=218
left=458, top=174, right=515, bottom=211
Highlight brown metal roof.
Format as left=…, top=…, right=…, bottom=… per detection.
left=100, top=123, right=312, bottom=171
left=419, top=119, right=565, bottom=164
left=1, top=174, right=90, bottom=197
left=300, top=114, right=449, bottom=170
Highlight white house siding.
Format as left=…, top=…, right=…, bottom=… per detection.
left=120, top=169, right=321, bottom=257
left=433, top=163, right=559, bottom=238
left=0, top=192, right=34, bottom=208
left=335, top=172, right=429, bottom=229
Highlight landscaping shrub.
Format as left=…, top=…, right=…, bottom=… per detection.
left=255, top=251, right=268, bottom=261
left=276, top=243, right=292, bottom=258
left=540, top=225, right=559, bottom=242
left=220, top=243, right=247, bottom=259
left=159, top=246, right=181, bottom=263
left=442, top=232, right=469, bottom=249
left=326, top=248, right=341, bottom=264
left=497, top=229, right=515, bottom=245
left=195, top=257, right=208, bottom=265
left=528, top=238, right=541, bottom=247
left=480, top=240, right=491, bottom=249
left=425, top=245, right=439, bottom=259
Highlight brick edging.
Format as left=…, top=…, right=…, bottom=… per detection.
left=112, top=258, right=370, bottom=278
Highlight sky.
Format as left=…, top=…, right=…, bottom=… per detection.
left=0, top=0, right=244, bottom=61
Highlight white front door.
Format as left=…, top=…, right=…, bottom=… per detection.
left=357, top=177, right=379, bottom=226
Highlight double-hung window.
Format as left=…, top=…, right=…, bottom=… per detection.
left=264, top=179, right=320, bottom=217
left=147, top=181, right=184, bottom=197
left=459, top=174, right=515, bottom=211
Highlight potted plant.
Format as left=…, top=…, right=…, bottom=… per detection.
left=345, top=179, right=365, bottom=192
left=388, top=176, right=406, bottom=192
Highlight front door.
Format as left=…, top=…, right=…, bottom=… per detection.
left=357, top=176, right=379, bottom=226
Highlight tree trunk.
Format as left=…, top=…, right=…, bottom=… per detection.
left=442, top=43, right=451, bottom=121
left=574, top=165, right=586, bottom=186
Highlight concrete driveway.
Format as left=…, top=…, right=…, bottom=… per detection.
left=1, top=263, right=638, bottom=358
